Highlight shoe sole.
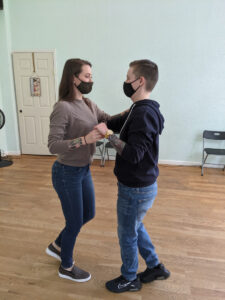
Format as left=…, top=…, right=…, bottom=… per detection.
left=58, top=272, right=91, bottom=282
left=45, top=247, right=61, bottom=261
left=105, top=287, right=141, bottom=293
left=140, top=274, right=170, bottom=283
left=128, top=287, right=142, bottom=292
left=105, top=286, right=142, bottom=293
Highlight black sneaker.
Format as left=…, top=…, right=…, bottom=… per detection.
left=45, top=243, right=61, bottom=261
left=58, top=264, right=91, bottom=282
left=106, top=275, right=142, bottom=293
left=138, top=263, right=170, bottom=283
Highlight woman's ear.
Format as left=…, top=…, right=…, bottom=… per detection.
left=74, top=75, right=80, bottom=85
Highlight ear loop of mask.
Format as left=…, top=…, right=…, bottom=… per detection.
left=74, top=75, right=81, bottom=86
left=131, top=77, right=141, bottom=93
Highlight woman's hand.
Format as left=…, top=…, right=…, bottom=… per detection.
left=85, top=129, right=104, bottom=144
left=94, top=123, right=108, bottom=136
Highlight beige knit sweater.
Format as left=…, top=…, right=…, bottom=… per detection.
left=48, top=98, right=110, bottom=166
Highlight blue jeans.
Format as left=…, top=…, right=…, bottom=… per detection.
left=52, top=161, right=95, bottom=268
left=117, top=181, right=159, bottom=281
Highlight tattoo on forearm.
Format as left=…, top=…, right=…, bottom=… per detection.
left=69, top=137, right=82, bottom=149
left=108, top=134, right=125, bottom=155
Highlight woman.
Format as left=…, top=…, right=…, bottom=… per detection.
left=46, top=58, right=113, bottom=282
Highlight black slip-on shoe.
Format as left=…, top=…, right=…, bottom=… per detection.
left=138, top=263, right=170, bottom=283
left=58, top=264, right=91, bottom=282
left=106, top=275, right=142, bottom=293
left=45, top=243, right=61, bottom=261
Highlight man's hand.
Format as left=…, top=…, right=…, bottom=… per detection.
left=94, top=123, right=108, bottom=136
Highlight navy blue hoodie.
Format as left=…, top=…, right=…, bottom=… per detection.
left=107, top=99, right=164, bottom=187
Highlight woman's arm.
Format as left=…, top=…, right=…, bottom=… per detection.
left=109, top=108, right=130, bottom=120
left=93, top=99, right=129, bottom=123
left=68, top=130, right=104, bottom=150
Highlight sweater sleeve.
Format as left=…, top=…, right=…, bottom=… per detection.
left=120, top=111, right=158, bottom=164
left=48, top=102, right=71, bottom=154
left=92, top=101, right=111, bottom=123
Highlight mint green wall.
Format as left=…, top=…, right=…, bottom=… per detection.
left=1, top=0, right=225, bottom=163
left=0, top=5, right=9, bottom=152
left=0, top=0, right=20, bottom=154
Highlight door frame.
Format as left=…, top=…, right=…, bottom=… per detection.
left=11, top=50, right=58, bottom=155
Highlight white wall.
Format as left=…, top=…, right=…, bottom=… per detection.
left=1, top=0, right=225, bottom=164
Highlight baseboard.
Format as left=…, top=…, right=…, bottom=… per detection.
left=3, top=151, right=21, bottom=156
left=159, top=159, right=200, bottom=166
left=159, top=159, right=224, bottom=168
left=94, top=157, right=224, bottom=169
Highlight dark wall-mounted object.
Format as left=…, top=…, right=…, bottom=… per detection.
left=0, top=0, right=3, bottom=10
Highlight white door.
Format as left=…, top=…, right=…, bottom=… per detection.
left=12, top=52, right=56, bottom=155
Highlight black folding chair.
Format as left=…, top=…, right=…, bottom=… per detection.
left=201, top=130, right=225, bottom=176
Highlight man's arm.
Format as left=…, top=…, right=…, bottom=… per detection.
left=95, top=111, right=158, bottom=164
left=106, top=111, right=129, bottom=133
left=108, top=134, right=126, bottom=155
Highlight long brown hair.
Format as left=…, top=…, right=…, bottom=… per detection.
left=58, top=58, right=92, bottom=101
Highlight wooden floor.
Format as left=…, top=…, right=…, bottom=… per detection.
left=0, top=156, right=225, bottom=300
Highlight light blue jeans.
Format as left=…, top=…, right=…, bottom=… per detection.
left=117, top=181, right=159, bottom=281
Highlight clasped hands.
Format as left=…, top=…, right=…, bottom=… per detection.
left=85, top=123, right=108, bottom=144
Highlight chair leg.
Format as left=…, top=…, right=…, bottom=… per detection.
left=201, top=151, right=205, bottom=176
left=100, top=145, right=106, bottom=167
left=201, top=154, right=208, bottom=176
left=99, top=146, right=103, bottom=156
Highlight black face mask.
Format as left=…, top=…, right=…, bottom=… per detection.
left=75, top=77, right=93, bottom=94
left=123, top=78, right=140, bottom=98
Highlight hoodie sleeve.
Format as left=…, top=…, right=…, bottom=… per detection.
left=106, top=112, right=129, bottom=133
left=120, top=111, right=158, bottom=164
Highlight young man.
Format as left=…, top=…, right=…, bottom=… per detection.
left=95, top=59, right=170, bottom=293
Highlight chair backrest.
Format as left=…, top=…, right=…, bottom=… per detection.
left=105, top=141, right=114, bottom=148
left=203, top=130, right=225, bottom=140
left=96, top=141, right=103, bottom=147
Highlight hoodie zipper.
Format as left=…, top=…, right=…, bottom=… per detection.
left=119, top=103, right=136, bottom=137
